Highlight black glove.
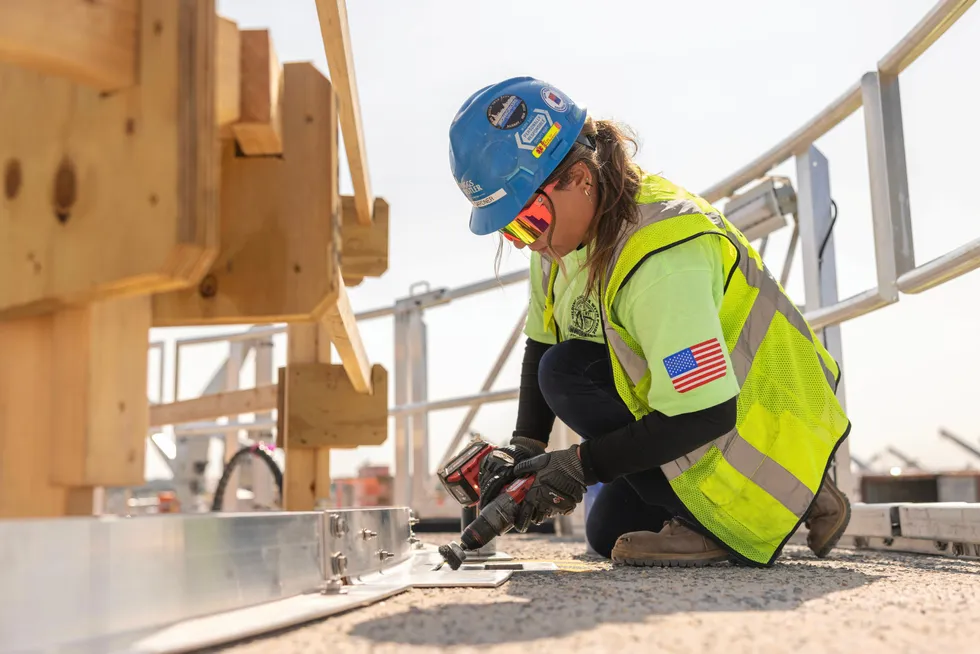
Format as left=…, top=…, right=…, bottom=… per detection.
left=477, top=436, right=545, bottom=509
left=510, top=446, right=586, bottom=532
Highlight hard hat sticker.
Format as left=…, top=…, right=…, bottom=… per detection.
left=532, top=122, right=562, bottom=158
left=471, top=187, right=508, bottom=208
left=487, top=95, right=528, bottom=130
left=540, top=88, right=568, bottom=113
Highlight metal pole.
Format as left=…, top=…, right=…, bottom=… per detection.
left=393, top=310, right=411, bottom=507
left=253, top=337, right=276, bottom=509
left=408, top=307, right=430, bottom=513
left=862, top=71, right=915, bottom=301
left=222, top=342, right=244, bottom=511
left=796, top=145, right=855, bottom=500
left=438, top=306, right=529, bottom=471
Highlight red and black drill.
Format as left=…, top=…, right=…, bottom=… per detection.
left=436, top=437, right=536, bottom=570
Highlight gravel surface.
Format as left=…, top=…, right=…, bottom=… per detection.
left=216, top=532, right=980, bottom=654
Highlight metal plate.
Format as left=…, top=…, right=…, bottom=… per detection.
left=0, top=512, right=324, bottom=654
left=322, top=507, right=413, bottom=581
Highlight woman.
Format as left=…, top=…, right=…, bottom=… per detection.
left=448, top=77, right=852, bottom=568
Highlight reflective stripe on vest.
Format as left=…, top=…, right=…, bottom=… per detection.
left=660, top=427, right=815, bottom=518
left=600, top=198, right=837, bottom=391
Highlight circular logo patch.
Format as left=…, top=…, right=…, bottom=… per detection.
left=540, top=87, right=568, bottom=113
left=569, top=296, right=600, bottom=338
left=486, top=95, right=528, bottom=130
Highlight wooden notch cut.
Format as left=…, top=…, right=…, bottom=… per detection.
left=153, top=62, right=341, bottom=325
left=314, top=0, right=373, bottom=225
left=0, top=0, right=139, bottom=92
left=284, top=362, right=388, bottom=448
left=0, top=0, right=218, bottom=320
left=341, top=196, right=389, bottom=283
left=232, top=29, right=283, bottom=155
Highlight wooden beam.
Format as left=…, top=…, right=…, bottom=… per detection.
left=0, top=295, right=152, bottom=517
left=284, top=363, right=387, bottom=448
left=341, top=196, right=388, bottom=282
left=281, top=323, right=328, bottom=511
left=0, top=0, right=218, bottom=320
left=216, top=17, right=241, bottom=132
left=51, top=295, right=150, bottom=487
left=314, top=0, right=373, bottom=225
left=232, top=29, right=283, bottom=155
left=0, top=0, right=138, bottom=91
left=149, top=385, right=278, bottom=427
left=153, top=62, right=340, bottom=325
left=319, top=274, right=372, bottom=394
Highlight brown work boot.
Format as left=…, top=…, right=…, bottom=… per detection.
left=611, top=518, right=729, bottom=568
left=805, top=473, right=851, bottom=558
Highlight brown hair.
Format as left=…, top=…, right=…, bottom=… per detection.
left=493, top=117, right=641, bottom=298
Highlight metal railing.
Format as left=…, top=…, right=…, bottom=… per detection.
left=146, top=1, right=979, bottom=546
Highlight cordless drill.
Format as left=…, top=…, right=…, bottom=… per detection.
left=438, top=473, right=536, bottom=570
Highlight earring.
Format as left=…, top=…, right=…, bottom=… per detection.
left=584, top=179, right=592, bottom=197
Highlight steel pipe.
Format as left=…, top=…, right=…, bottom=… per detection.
left=388, top=388, right=519, bottom=418
left=897, top=237, right=980, bottom=294
left=803, top=287, right=894, bottom=331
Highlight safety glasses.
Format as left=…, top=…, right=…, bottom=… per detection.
left=500, top=180, right=559, bottom=245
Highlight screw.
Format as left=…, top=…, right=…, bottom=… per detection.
left=330, top=552, right=348, bottom=576
left=409, top=536, right=423, bottom=548
left=361, top=528, right=377, bottom=540
left=378, top=549, right=395, bottom=562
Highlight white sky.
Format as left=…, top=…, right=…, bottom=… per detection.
left=149, top=1, right=980, bottom=481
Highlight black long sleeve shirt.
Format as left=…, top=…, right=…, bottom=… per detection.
left=513, top=338, right=738, bottom=485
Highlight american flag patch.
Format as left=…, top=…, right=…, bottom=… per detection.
left=662, top=338, right=727, bottom=393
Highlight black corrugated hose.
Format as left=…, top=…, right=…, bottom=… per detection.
left=210, top=444, right=284, bottom=512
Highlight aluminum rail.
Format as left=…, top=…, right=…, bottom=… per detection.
left=897, top=237, right=980, bottom=294
left=699, top=0, right=974, bottom=203
left=388, top=387, right=520, bottom=418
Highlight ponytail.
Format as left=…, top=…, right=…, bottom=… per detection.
left=543, top=117, right=641, bottom=297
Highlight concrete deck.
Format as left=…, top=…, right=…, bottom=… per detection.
left=216, top=532, right=980, bottom=653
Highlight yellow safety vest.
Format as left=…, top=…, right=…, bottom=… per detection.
left=542, top=173, right=851, bottom=566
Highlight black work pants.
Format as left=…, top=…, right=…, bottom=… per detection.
left=537, top=339, right=703, bottom=559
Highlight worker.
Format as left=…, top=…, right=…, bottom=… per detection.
left=448, top=77, right=852, bottom=568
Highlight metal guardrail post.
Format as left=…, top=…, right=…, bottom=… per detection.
left=796, top=146, right=856, bottom=500
left=393, top=308, right=412, bottom=507
left=408, top=304, right=431, bottom=511
left=862, top=71, right=916, bottom=298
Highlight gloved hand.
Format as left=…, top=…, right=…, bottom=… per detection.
left=477, top=436, right=546, bottom=509
left=510, top=445, right=587, bottom=532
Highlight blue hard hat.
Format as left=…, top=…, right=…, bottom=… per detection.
left=449, top=77, right=588, bottom=235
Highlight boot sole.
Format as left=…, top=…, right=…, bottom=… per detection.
left=811, top=484, right=852, bottom=558
left=612, top=552, right=729, bottom=568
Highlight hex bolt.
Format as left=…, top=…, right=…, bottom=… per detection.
left=377, top=549, right=395, bottom=562
left=329, top=514, right=349, bottom=537
left=331, top=552, right=348, bottom=576
left=361, top=528, right=377, bottom=540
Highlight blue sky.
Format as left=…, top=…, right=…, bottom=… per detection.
left=149, top=1, right=980, bottom=481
